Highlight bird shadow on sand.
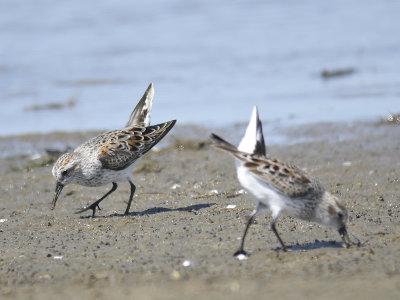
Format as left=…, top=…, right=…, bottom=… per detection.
left=284, top=240, right=346, bottom=251
left=78, top=203, right=216, bottom=219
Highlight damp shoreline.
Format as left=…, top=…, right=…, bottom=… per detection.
left=0, top=121, right=399, bottom=299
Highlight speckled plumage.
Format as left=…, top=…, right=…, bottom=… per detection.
left=210, top=106, right=351, bottom=257
left=51, top=83, right=176, bottom=217
left=53, top=122, right=175, bottom=186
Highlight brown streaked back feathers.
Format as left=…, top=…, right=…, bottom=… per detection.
left=97, top=120, right=176, bottom=170
left=210, top=133, right=324, bottom=199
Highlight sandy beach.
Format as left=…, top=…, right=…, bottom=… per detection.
left=0, top=120, right=399, bottom=299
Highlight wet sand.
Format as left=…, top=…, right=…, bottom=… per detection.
left=0, top=121, right=399, bottom=299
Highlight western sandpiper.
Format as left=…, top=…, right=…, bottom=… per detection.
left=211, top=106, right=351, bottom=257
left=51, top=83, right=176, bottom=217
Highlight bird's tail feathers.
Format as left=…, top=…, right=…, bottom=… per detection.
left=210, top=133, right=240, bottom=154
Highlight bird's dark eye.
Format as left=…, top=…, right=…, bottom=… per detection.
left=61, top=170, right=69, bottom=177
left=338, top=212, right=344, bottom=219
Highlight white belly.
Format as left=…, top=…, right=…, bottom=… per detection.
left=237, top=164, right=286, bottom=218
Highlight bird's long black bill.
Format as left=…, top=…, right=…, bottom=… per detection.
left=51, top=182, right=64, bottom=210
left=339, top=226, right=351, bottom=247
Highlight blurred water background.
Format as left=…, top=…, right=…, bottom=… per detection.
left=0, top=0, right=399, bottom=136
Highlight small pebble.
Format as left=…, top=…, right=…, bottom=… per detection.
left=171, top=184, right=181, bottom=190
left=170, top=270, right=180, bottom=280
left=236, top=254, right=248, bottom=261
left=30, top=153, right=42, bottom=160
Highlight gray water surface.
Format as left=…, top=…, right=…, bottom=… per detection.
left=1, top=0, right=399, bottom=136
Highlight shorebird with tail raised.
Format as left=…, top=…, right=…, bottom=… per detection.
left=51, top=83, right=176, bottom=217
left=211, top=106, right=352, bottom=257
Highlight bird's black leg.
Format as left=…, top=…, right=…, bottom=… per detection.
left=76, top=182, right=118, bottom=217
left=339, top=225, right=352, bottom=248
left=234, top=209, right=257, bottom=257
left=271, top=220, right=287, bottom=251
left=124, top=180, right=136, bottom=215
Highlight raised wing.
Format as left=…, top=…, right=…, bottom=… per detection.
left=237, top=106, right=266, bottom=156
left=125, top=83, right=154, bottom=127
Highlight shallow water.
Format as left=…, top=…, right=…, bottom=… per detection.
left=0, top=0, right=399, bottom=136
